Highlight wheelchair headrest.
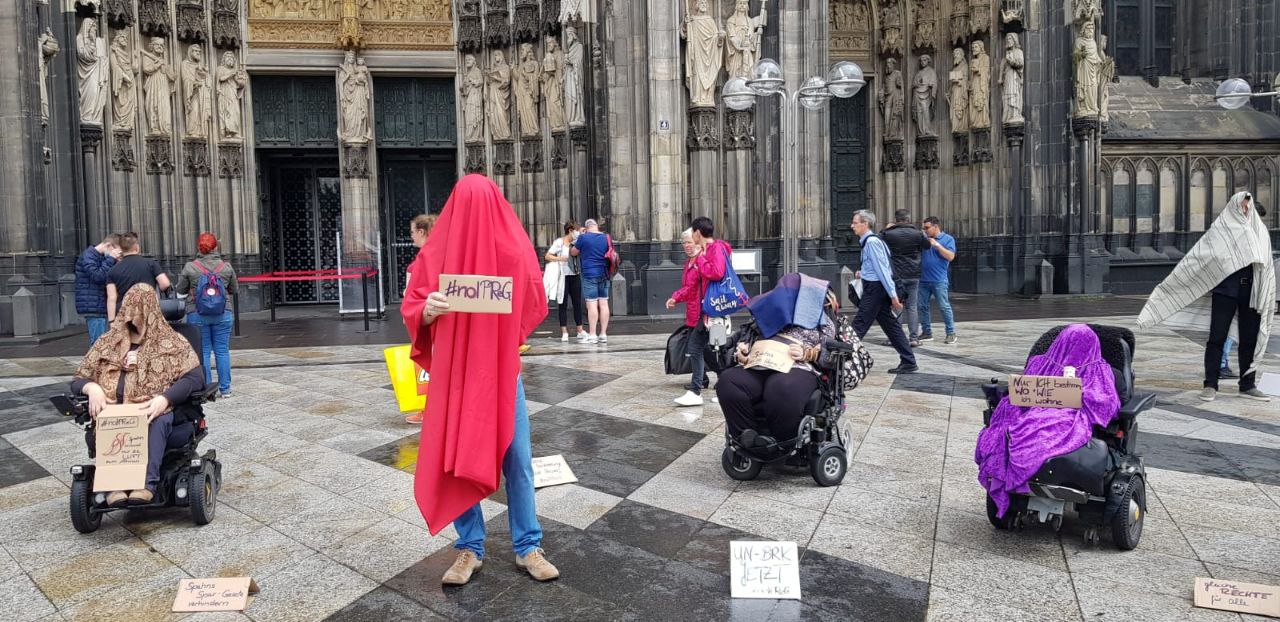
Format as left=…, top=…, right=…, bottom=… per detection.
left=160, top=297, right=186, bottom=322
left=1027, top=324, right=1135, bottom=373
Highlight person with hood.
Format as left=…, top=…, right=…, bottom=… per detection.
left=976, top=324, right=1121, bottom=517
left=1138, top=191, right=1274, bottom=402
left=718, top=273, right=842, bottom=445
left=400, top=174, right=559, bottom=586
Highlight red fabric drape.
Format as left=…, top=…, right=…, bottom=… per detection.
left=401, top=174, right=547, bottom=535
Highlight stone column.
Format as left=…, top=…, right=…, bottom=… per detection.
left=687, top=106, right=719, bottom=221
left=336, top=53, right=380, bottom=314
left=80, top=125, right=108, bottom=242
left=646, top=0, right=684, bottom=241
left=569, top=125, right=588, bottom=220
left=723, top=110, right=754, bottom=241
left=1069, top=116, right=1098, bottom=294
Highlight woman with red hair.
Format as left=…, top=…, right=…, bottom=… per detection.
left=176, top=232, right=238, bottom=397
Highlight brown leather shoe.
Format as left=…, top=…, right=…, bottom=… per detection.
left=127, top=489, right=154, bottom=505
left=441, top=550, right=482, bottom=586
left=106, top=491, right=128, bottom=507
left=516, top=549, right=560, bottom=582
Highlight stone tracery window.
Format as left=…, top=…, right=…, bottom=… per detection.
left=1104, top=0, right=1177, bottom=78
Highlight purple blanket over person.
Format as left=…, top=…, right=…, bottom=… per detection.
left=975, top=324, right=1121, bottom=517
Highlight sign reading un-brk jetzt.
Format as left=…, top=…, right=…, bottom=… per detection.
left=440, top=274, right=513, bottom=314
left=1008, top=375, right=1083, bottom=409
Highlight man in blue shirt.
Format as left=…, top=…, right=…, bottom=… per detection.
left=570, top=219, right=612, bottom=343
left=851, top=210, right=917, bottom=373
left=918, top=216, right=958, bottom=344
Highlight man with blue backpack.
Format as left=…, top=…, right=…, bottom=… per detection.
left=176, top=232, right=238, bottom=398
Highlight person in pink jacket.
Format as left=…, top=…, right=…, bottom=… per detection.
left=665, top=217, right=731, bottom=406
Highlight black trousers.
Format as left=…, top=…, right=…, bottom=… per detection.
left=557, top=274, right=584, bottom=329
left=1205, top=290, right=1262, bottom=391
left=718, top=366, right=819, bottom=439
left=854, top=280, right=917, bottom=366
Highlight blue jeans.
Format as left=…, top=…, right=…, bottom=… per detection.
left=917, top=281, right=955, bottom=336
left=187, top=311, right=232, bottom=393
left=452, top=377, right=542, bottom=559
left=1222, top=337, right=1234, bottom=369
left=85, top=316, right=109, bottom=347
left=582, top=275, right=611, bottom=301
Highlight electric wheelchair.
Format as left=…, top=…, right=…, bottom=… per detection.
left=720, top=308, right=873, bottom=487
left=979, top=324, right=1155, bottom=550
left=50, top=298, right=223, bottom=534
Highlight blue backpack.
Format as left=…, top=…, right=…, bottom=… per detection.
left=701, top=245, right=749, bottom=318
left=194, top=261, right=228, bottom=316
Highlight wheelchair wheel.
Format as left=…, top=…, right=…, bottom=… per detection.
left=986, top=494, right=1027, bottom=530
left=189, top=464, right=217, bottom=526
left=809, top=446, right=847, bottom=487
left=70, top=478, right=101, bottom=534
left=1109, top=475, right=1144, bottom=550
left=722, top=447, right=762, bottom=481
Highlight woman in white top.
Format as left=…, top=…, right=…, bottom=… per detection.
left=545, top=221, right=586, bottom=341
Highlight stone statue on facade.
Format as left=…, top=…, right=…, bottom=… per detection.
left=39, top=29, right=60, bottom=127
left=76, top=18, right=109, bottom=127
left=337, top=52, right=373, bottom=144
left=830, top=0, right=869, bottom=31
left=180, top=44, right=212, bottom=139
left=999, top=33, right=1024, bottom=126
left=968, top=40, right=990, bottom=129
left=141, top=37, right=175, bottom=137
left=912, top=54, right=937, bottom=137
left=914, top=0, right=936, bottom=49
left=110, top=31, right=138, bottom=132
left=564, top=26, right=586, bottom=128
left=515, top=42, right=541, bottom=137
left=1073, top=0, right=1101, bottom=26
left=681, top=0, right=723, bottom=108
left=1098, top=34, right=1115, bottom=123
left=460, top=54, right=485, bottom=142
left=947, top=47, right=968, bottom=133
left=1073, top=20, right=1101, bottom=118
left=216, top=52, right=247, bottom=141
left=969, top=0, right=992, bottom=34
left=878, top=57, right=904, bottom=141
left=487, top=50, right=513, bottom=140
left=724, top=0, right=766, bottom=80
left=542, top=36, right=567, bottom=132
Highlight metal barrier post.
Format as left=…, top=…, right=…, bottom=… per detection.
left=232, top=293, right=241, bottom=337
left=268, top=280, right=278, bottom=324
left=359, top=271, right=371, bottom=332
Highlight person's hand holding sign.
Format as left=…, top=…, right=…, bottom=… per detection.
left=84, top=382, right=107, bottom=419
left=735, top=342, right=750, bottom=365
left=142, top=395, right=169, bottom=422
left=421, top=291, right=451, bottom=326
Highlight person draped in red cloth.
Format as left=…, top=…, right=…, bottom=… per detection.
left=401, top=174, right=560, bottom=585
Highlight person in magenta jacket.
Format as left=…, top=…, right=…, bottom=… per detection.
left=665, top=217, right=731, bottom=406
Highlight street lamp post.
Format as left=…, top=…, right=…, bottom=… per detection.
left=1214, top=76, right=1280, bottom=109
left=722, top=59, right=865, bottom=276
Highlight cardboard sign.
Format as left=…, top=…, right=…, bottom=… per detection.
left=93, top=404, right=150, bottom=492
left=730, top=541, right=802, bottom=600
left=1008, top=375, right=1083, bottom=409
left=439, top=274, right=513, bottom=314
left=1193, top=577, right=1280, bottom=618
left=172, top=577, right=260, bottom=612
left=745, top=340, right=795, bottom=374
left=531, top=455, right=578, bottom=488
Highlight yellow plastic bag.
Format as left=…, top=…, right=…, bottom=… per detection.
left=384, top=345, right=428, bottom=414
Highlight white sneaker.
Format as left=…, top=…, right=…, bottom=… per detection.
left=585, top=335, right=599, bottom=344
left=560, top=333, right=569, bottom=342
left=674, top=391, right=704, bottom=407
left=576, top=332, right=589, bottom=341
left=599, top=334, right=608, bottom=343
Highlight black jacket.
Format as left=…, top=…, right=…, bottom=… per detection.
left=880, top=224, right=930, bottom=281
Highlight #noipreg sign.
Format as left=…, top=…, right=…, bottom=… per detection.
left=730, top=541, right=801, bottom=600
left=93, top=404, right=149, bottom=492
left=440, top=274, right=513, bottom=314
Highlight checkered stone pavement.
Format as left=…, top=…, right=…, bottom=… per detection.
left=1, top=317, right=1278, bottom=621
